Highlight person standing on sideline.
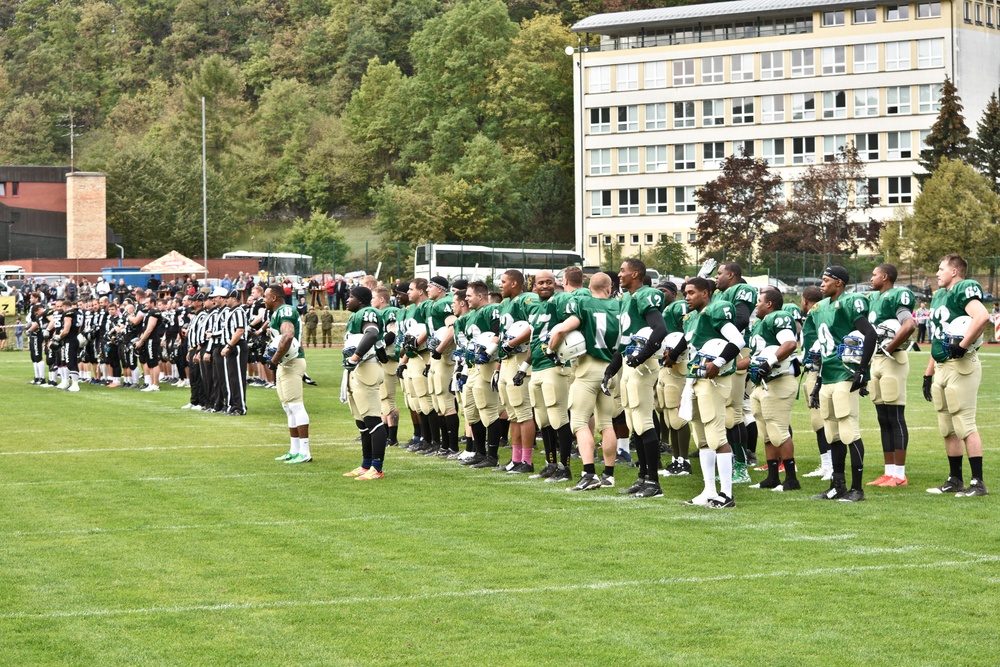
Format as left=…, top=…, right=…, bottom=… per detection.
left=914, top=302, right=930, bottom=344
left=220, top=290, right=249, bottom=416
left=304, top=308, right=319, bottom=347
left=266, top=285, right=311, bottom=464
left=925, top=254, right=991, bottom=497
left=342, top=286, right=388, bottom=480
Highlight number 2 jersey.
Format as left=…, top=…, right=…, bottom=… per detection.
left=929, top=279, right=984, bottom=363
left=809, top=291, right=869, bottom=383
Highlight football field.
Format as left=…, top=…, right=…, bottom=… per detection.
left=1, top=347, right=998, bottom=666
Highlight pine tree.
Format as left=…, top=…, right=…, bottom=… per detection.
left=916, top=75, right=970, bottom=185
left=970, top=90, right=1000, bottom=195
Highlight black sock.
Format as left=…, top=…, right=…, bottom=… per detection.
left=487, top=421, right=503, bottom=459
left=672, top=423, right=690, bottom=459
left=499, top=418, right=510, bottom=442
left=783, top=458, right=797, bottom=481
left=388, top=424, right=398, bottom=444
left=889, top=405, right=908, bottom=451
left=766, top=458, right=780, bottom=481
left=419, top=413, right=432, bottom=443
left=584, top=463, right=596, bottom=475
left=426, top=412, right=440, bottom=445
left=472, top=421, right=486, bottom=455
left=641, top=428, right=660, bottom=480
left=633, top=433, right=647, bottom=478
left=970, top=456, right=984, bottom=481
left=949, top=455, right=964, bottom=481
left=848, top=439, right=865, bottom=490
left=541, top=426, right=555, bottom=464
left=831, top=440, right=847, bottom=474
left=604, top=464, right=614, bottom=477
left=816, top=428, right=829, bottom=455
left=652, top=411, right=662, bottom=442
left=875, top=404, right=892, bottom=454
left=445, top=413, right=460, bottom=451
left=557, top=423, right=573, bottom=467
left=746, top=421, right=758, bottom=455
left=357, top=419, right=372, bottom=460
left=366, top=416, right=387, bottom=462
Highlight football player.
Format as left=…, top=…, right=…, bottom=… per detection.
left=462, top=280, right=504, bottom=468
left=657, top=280, right=692, bottom=477
left=425, top=276, right=460, bottom=457
left=799, top=286, right=832, bottom=479
left=373, top=287, right=402, bottom=448
left=265, top=285, right=312, bottom=464
left=496, top=269, right=538, bottom=473
left=867, top=264, right=915, bottom=487
left=809, top=266, right=877, bottom=502
left=925, top=254, right=991, bottom=497
left=342, top=286, right=388, bottom=480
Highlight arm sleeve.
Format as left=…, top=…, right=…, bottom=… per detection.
left=895, top=307, right=914, bottom=323
left=720, top=322, right=746, bottom=348
left=666, top=336, right=688, bottom=363
left=605, top=350, right=623, bottom=379
left=634, top=309, right=667, bottom=363
left=353, top=325, right=380, bottom=358
left=733, top=301, right=752, bottom=333
left=854, top=315, right=877, bottom=369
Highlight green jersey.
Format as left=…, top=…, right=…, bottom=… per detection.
left=811, top=292, right=869, bottom=382
left=802, top=308, right=818, bottom=354
left=868, top=286, right=915, bottom=326
left=748, top=310, right=796, bottom=356
left=425, top=295, right=454, bottom=332
left=346, top=306, right=382, bottom=336
left=269, top=304, right=304, bottom=359
left=782, top=303, right=804, bottom=323
left=573, top=290, right=621, bottom=362
left=468, top=303, right=500, bottom=342
left=929, top=279, right=984, bottom=362
left=662, top=299, right=688, bottom=333
left=527, top=295, right=568, bottom=371
left=618, top=286, right=665, bottom=353
left=499, top=292, right=535, bottom=330
left=682, top=300, right=736, bottom=378
left=713, top=282, right=758, bottom=333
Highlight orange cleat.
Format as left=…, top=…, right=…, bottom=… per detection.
left=343, top=466, right=368, bottom=477
left=355, top=468, right=385, bottom=481
left=882, top=476, right=908, bottom=487
left=867, top=474, right=893, bottom=486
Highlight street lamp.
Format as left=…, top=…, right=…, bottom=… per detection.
left=565, top=41, right=585, bottom=266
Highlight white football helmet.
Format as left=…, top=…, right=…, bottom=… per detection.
left=944, top=315, right=983, bottom=352
left=624, top=326, right=663, bottom=359
left=403, top=321, right=427, bottom=352
left=469, top=331, right=499, bottom=364
left=691, top=338, right=734, bottom=375
left=427, top=326, right=449, bottom=352
left=803, top=341, right=822, bottom=372
left=556, top=330, right=587, bottom=363
left=748, top=344, right=791, bottom=384
left=837, top=330, right=865, bottom=366
left=502, top=320, right=531, bottom=354
left=661, top=331, right=685, bottom=360
left=343, top=332, right=374, bottom=361
left=265, top=336, right=300, bottom=364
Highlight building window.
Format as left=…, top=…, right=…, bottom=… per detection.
left=918, top=2, right=942, bottom=17
left=919, top=83, right=944, bottom=113
left=856, top=133, right=879, bottom=160
left=761, top=95, right=785, bottom=123
left=703, top=142, right=726, bottom=169
left=617, top=63, right=638, bottom=91
left=672, top=232, right=681, bottom=242
left=589, top=235, right=598, bottom=246
left=885, top=41, right=911, bottom=70
left=645, top=61, right=667, bottom=88
left=645, top=233, right=654, bottom=244
left=630, top=234, right=640, bottom=245
left=791, top=93, right=816, bottom=121
left=886, top=4, right=910, bottom=20
left=887, top=131, right=912, bottom=159
left=589, top=66, right=610, bottom=93
left=590, top=149, right=611, bottom=175
left=762, top=138, right=786, bottom=165
left=822, top=9, right=845, bottom=25
left=917, top=38, right=944, bottom=68
left=589, top=107, right=610, bottom=134
left=854, top=44, right=878, bottom=73
left=964, top=1, right=972, bottom=22
left=731, top=54, right=754, bottom=81
left=792, top=136, right=816, bottom=164
left=854, top=7, right=877, bottom=23
left=647, top=188, right=668, bottom=214
left=887, top=176, right=912, bottom=204
left=733, top=139, right=755, bottom=157
left=791, top=49, right=815, bottom=77
left=761, top=51, right=784, bottom=79
left=988, top=4, right=994, bottom=26
left=619, top=190, right=640, bottom=215
left=618, top=105, right=638, bottom=132
left=618, top=147, right=639, bottom=174
left=673, top=59, right=695, bottom=86
left=0, top=183, right=4, bottom=197
left=591, top=191, right=612, bottom=216
left=617, top=234, right=626, bottom=244
left=823, top=134, right=848, bottom=162
left=603, top=235, right=612, bottom=245
left=975, top=2, right=982, bottom=23
left=673, top=101, right=695, bottom=128
left=646, top=145, right=668, bottom=172
left=823, top=91, right=847, bottom=119
left=674, top=144, right=696, bottom=171
left=11, top=182, right=18, bottom=196
left=674, top=186, right=697, bottom=213
left=821, top=46, right=846, bottom=74
left=732, top=97, right=755, bottom=124
left=702, top=56, right=724, bottom=84
left=703, top=99, right=725, bottom=126
left=920, top=129, right=931, bottom=147
left=854, top=88, right=879, bottom=117
left=688, top=232, right=697, bottom=243
left=864, top=178, right=881, bottom=206
left=887, top=86, right=911, bottom=114
left=645, top=103, right=667, bottom=130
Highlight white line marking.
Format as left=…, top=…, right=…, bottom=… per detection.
left=782, top=533, right=857, bottom=541
left=0, top=441, right=362, bottom=456
left=1, top=555, right=996, bottom=620
left=844, top=545, right=923, bottom=555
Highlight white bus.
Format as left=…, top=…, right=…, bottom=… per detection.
left=221, top=251, right=312, bottom=277
left=413, top=244, right=583, bottom=282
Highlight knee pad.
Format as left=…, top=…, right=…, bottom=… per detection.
left=282, top=403, right=295, bottom=428
left=288, top=402, right=309, bottom=427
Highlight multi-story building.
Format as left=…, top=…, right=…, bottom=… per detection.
left=569, top=0, right=1000, bottom=267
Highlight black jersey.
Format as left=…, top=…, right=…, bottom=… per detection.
left=63, top=308, right=80, bottom=337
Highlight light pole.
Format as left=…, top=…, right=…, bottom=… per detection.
left=565, top=41, right=586, bottom=265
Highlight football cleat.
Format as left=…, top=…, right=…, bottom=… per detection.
left=568, top=472, right=602, bottom=492
left=706, top=493, right=736, bottom=509
left=343, top=466, right=367, bottom=477
left=545, top=464, right=572, bottom=483
left=275, top=452, right=294, bottom=461
left=926, top=477, right=966, bottom=494
left=355, top=468, right=384, bottom=481
left=837, top=488, right=866, bottom=503
left=867, top=474, right=894, bottom=487
left=599, top=472, right=615, bottom=487
left=955, top=478, right=988, bottom=497
left=683, top=491, right=716, bottom=506
left=633, top=481, right=664, bottom=498
left=882, top=476, right=907, bottom=487
left=285, top=454, right=313, bottom=464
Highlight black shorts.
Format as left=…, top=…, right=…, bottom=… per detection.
left=138, top=338, right=161, bottom=366
left=29, top=335, right=43, bottom=362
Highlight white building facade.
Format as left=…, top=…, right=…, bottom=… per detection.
left=569, top=0, right=1000, bottom=267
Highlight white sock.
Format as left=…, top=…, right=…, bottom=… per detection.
left=132, top=369, right=141, bottom=384
left=299, top=438, right=310, bottom=458
left=885, top=463, right=893, bottom=477
left=896, top=464, right=905, bottom=478
left=290, top=437, right=300, bottom=455
left=718, top=452, right=734, bottom=498
left=821, top=451, right=832, bottom=470
left=49, top=371, right=56, bottom=382
left=617, top=438, right=629, bottom=453
left=700, top=448, right=717, bottom=495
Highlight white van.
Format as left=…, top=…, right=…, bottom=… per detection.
left=0, top=264, right=25, bottom=281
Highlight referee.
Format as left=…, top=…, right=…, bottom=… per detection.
left=220, top=289, right=249, bottom=415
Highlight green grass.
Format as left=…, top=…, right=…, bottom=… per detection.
left=1, top=347, right=999, bottom=665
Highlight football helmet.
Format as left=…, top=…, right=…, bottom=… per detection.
left=624, top=327, right=664, bottom=359
left=502, top=320, right=531, bottom=354
left=556, top=330, right=587, bottom=363
left=803, top=342, right=822, bottom=372
left=265, top=336, right=300, bottom=364
left=469, top=332, right=499, bottom=364
left=689, top=338, right=734, bottom=377
left=943, top=315, right=983, bottom=354
left=402, top=321, right=427, bottom=353
left=747, top=344, right=791, bottom=384
left=427, top=326, right=449, bottom=352
left=837, top=330, right=865, bottom=366
left=77, top=333, right=89, bottom=346
left=343, top=332, right=374, bottom=362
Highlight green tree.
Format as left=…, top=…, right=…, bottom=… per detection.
left=283, top=210, right=352, bottom=272
left=0, top=96, right=58, bottom=163
left=917, top=75, right=970, bottom=185
left=645, top=237, right=689, bottom=276
left=970, top=90, right=1000, bottom=195
left=177, top=55, right=250, bottom=167
left=902, top=158, right=1000, bottom=268
left=694, top=149, right=784, bottom=266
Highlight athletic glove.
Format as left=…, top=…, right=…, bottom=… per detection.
left=544, top=348, right=562, bottom=366
left=343, top=356, right=359, bottom=371
left=923, top=374, right=933, bottom=402
left=600, top=374, right=613, bottom=396
left=849, top=368, right=866, bottom=393
left=624, top=351, right=643, bottom=368
left=790, top=358, right=802, bottom=377
left=512, top=370, right=526, bottom=386
left=859, top=382, right=870, bottom=397
left=375, top=347, right=388, bottom=364
left=490, top=369, right=500, bottom=392
left=755, top=359, right=772, bottom=379
left=808, top=377, right=822, bottom=410
left=431, top=349, right=441, bottom=360
left=422, top=364, right=430, bottom=377
left=501, top=342, right=518, bottom=357
left=948, top=343, right=968, bottom=359
left=383, top=331, right=395, bottom=346
left=396, top=363, right=407, bottom=379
